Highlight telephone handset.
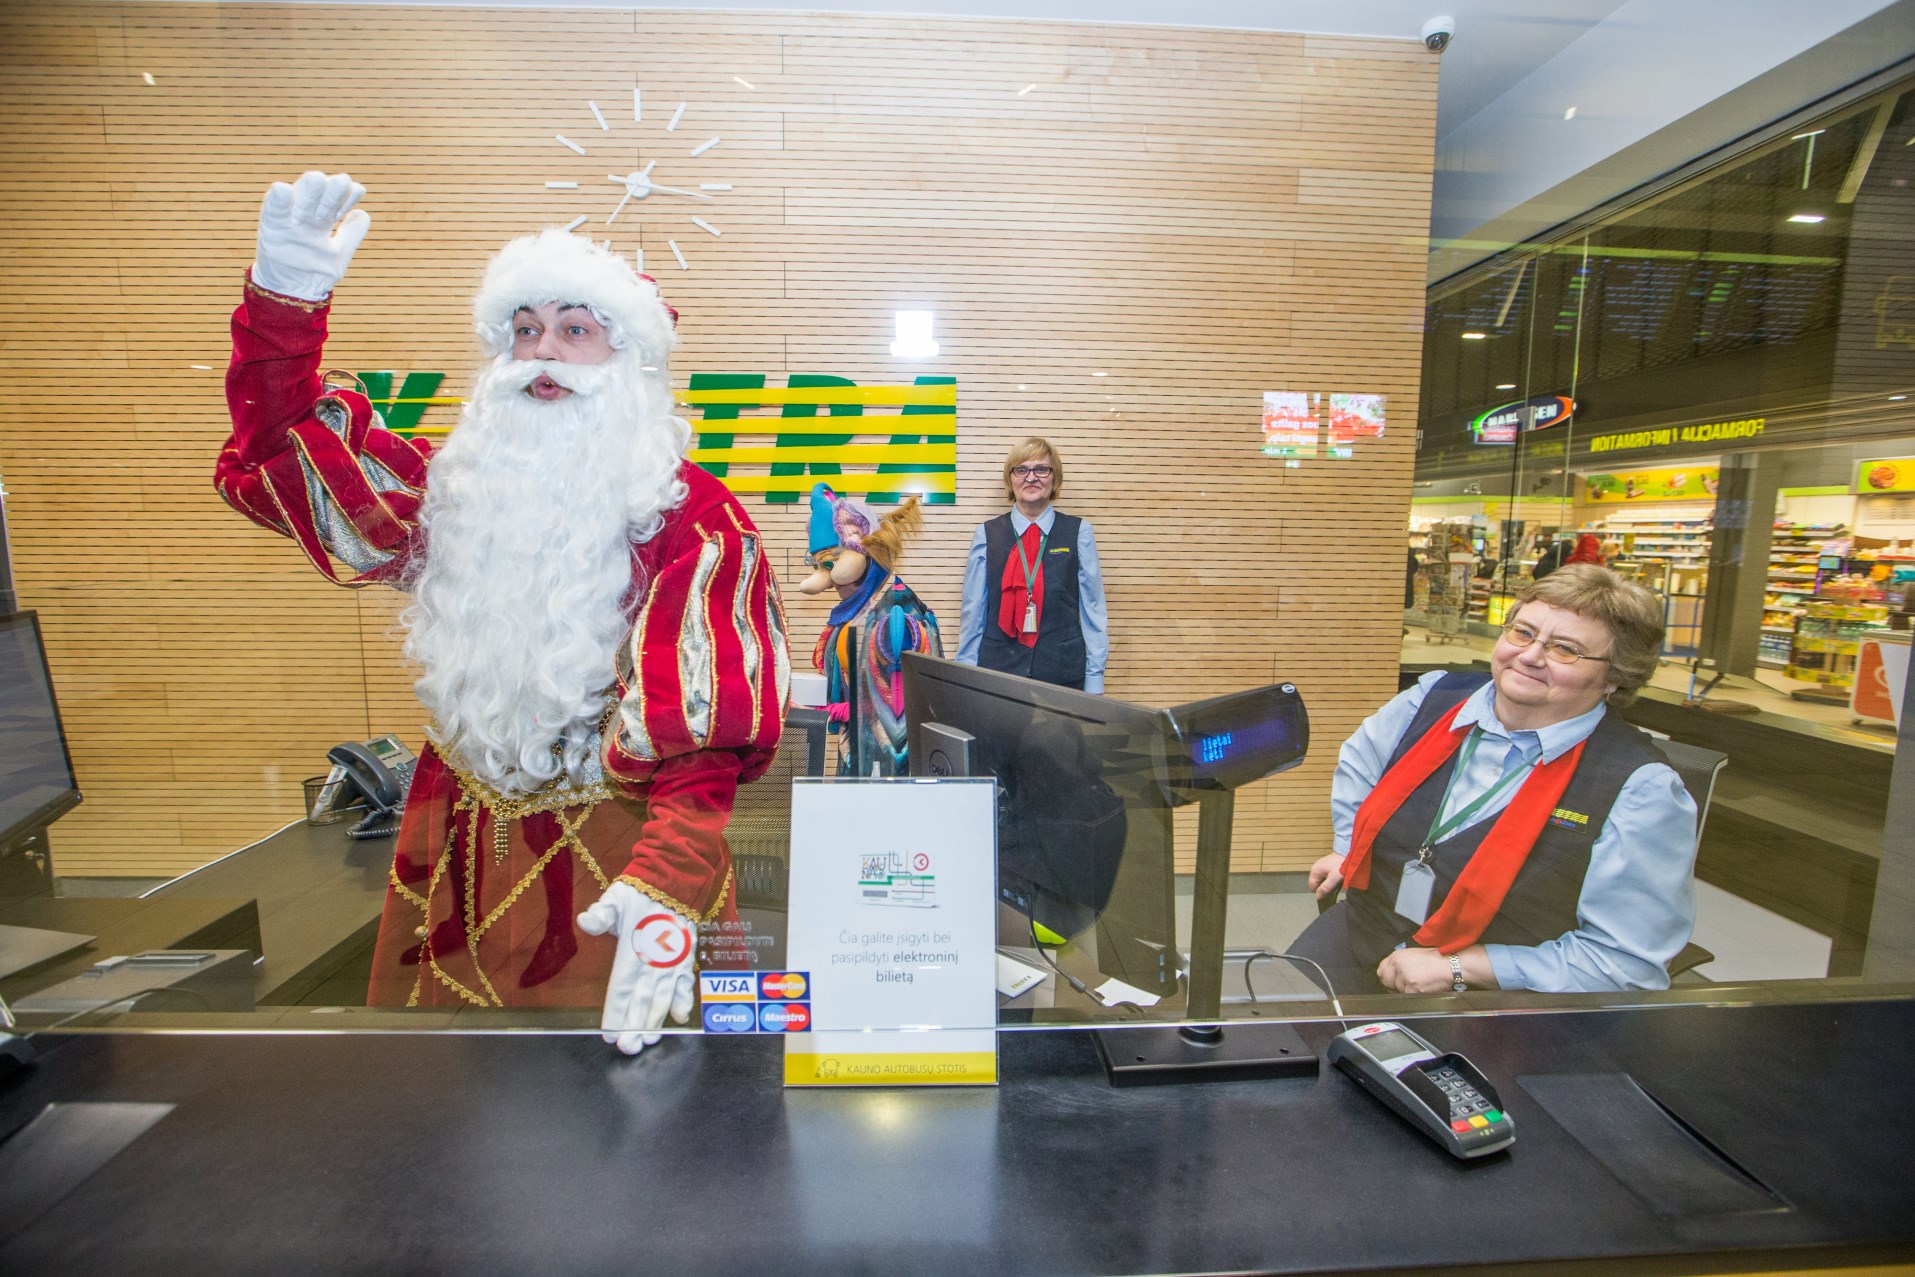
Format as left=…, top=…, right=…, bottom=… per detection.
left=318, top=734, right=418, bottom=840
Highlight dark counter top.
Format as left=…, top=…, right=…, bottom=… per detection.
left=2, top=998, right=1912, bottom=1275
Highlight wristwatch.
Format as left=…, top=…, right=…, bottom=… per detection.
left=1448, top=955, right=1467, bottom=993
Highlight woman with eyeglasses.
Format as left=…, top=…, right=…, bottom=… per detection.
left=1288, top=564, right=1698, bottom=996
left=953, top=437, right=1109, bottom=692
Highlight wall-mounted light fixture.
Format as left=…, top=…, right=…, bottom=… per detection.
left=891, top=311, right=939, bottom=358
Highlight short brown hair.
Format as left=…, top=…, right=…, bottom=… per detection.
left=1511, top=563, right=1664, bottom=707
left=1002, top=437, right=1063, bottom=503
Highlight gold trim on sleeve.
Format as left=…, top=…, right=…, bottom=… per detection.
left=679, top=533, right=723, bottom=747
left=617, top=863, right=733, bottom=925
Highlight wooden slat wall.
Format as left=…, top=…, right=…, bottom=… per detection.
left=0, top=3, right=1435, bottom=878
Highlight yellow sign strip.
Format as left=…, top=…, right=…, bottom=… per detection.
left=681, top=384, right=956, bottom=407
left=694, top=419, right=953, bottom=438
left=719, top=472, right=956, bottom=495
left=690, top=444, right=954, bottom=466
left=783, top=1051, right=998, bottom=1086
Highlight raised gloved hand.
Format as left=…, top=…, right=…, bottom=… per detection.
left=251, top=170, right=371, bottom=302
left=577, top=881, right=698, bottom=1056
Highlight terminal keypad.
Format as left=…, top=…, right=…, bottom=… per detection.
left=1424, top=1063, right=1505, bottom=1133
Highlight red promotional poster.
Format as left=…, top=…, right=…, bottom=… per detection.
left=1326, top=393, right=1386, bottom=458
left=1261, top=391, right=1319, bottom=459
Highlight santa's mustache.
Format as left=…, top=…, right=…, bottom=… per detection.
left=486, top=356, right=624, bottom=399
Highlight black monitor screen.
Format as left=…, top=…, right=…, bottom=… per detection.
left=902, top=654, right=1181, bottom=999
left=0, top=612, right=81, bottom=844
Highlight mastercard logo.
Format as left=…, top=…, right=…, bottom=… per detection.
left=760, top=971, right=810, bottom=1000
left=702, top=1004, right=757, bottom=1033
left=758, top=1002, right=811, bottom=1032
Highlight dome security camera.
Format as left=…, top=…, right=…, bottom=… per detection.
left=1421, top=15, right=1455, bottom=52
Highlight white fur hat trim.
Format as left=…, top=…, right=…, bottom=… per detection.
left=472, top=229, right=677, bottom=361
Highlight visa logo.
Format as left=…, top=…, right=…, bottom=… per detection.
left=700, top=973, right=760, bottom=1003
left=703, top=1004, right=758, bottom=1033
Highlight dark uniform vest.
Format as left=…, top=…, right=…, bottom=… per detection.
left=978, top=510, right=1086, bottom=690
left=1291, top=672, right=1669, bottom=985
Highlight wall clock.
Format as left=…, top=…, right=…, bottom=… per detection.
left=544, top=88, right=732, bottom=271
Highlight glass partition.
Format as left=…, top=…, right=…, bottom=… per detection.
left=1, top=6, right=1910, bottom=1049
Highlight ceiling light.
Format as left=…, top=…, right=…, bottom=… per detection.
left=1092, top=370, right=1108, bottom=377
left=1788, top=213, right=1825, bottom=224
left=1495, top=383, right=1516, bottom=390
left=1017, top=84, right=1037, bottom=96
left=1563, top=107, right=1576, bottom=121
left=1891, top=394, right=1909, bottom=401
left=733, top=76, right=755, bottom=90
left=1461, top=332, right=1487, bottom=340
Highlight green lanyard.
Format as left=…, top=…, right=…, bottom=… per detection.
left=1017, top=527, right=1050, bottom=599
left=1422, top=728, right=1531, bottom=853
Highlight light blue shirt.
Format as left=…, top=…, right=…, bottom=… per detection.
left=953, top=505, right=1109, bottom=694
left=1330, top=670, right=1698, bottom=993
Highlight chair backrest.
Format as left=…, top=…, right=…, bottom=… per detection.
left=1653, top=739, right=1729, bottom=842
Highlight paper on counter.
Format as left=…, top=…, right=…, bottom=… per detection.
left=1092, top=976, right=1162, bottom=1008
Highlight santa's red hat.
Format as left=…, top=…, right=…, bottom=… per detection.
left=472, top=229, right=678, bottom=362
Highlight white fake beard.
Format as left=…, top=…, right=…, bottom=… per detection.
left=403, top=350, right=692, bottom=796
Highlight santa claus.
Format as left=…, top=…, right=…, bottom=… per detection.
left=215, top=172, right=790, bottom=1053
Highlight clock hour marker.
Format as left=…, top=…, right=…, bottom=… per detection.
left=562, top=215, right=589, bottom=232
left=699, top=183, right=732, bottom=191
left=667, top=102, right=686, bottom=132
left=557, top=134, right=587, bottom=155
left=690, top=137, right=720, bottom=158
left=633, top=87, right=642, bottom=122
left=668, top=240, right=688, bottom=270
left=588, top=100, right=609, bottom=131
left=545, top=181, right=579, bottom=189
left=691, top=217, right=722, bottom=237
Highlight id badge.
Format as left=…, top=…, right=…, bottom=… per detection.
left=1022, top=601, right=1038, bottom=633
left=1394, top=856, right=1435, bottom=924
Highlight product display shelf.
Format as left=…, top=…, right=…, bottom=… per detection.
left=1763, top=523, right=1849, bottom=670
left=1597, top=514, right=1714, bottom=565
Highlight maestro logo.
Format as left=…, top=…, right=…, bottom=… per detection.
left=631, top=913, right=692, bottom=968
left=758, top=1002, right=812, bottom=1033
left=702, top=1004, right=757, bottom=1033
left=759, top=971, right=810, bottom=1000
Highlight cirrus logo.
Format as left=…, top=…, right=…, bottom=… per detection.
left=702, top=1004, right=757, bottom=1033
left=759, top=971, right=809, bottom=1000
left=758, top=1002, right=812, bottom=1032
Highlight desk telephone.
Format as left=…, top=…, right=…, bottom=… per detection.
left=314, top=734, right=418, bottom=840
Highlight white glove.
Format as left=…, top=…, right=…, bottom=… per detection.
left=577, top=881, right=698, bottom=1056
left=251, top=170, right=371, bottom=302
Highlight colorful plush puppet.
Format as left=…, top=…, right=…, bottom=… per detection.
left=800, top=483, right=941, bottom=775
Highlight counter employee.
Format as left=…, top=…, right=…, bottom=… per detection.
left=1290, top=564, right=1698, bottom=995
left=955, top=437, right=1109, bottom=692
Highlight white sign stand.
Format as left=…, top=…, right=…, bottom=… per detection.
left=783, top=777, right=998, bottom=1086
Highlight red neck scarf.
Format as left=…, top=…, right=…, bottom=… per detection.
left=1342, top=700, right=1586, bottom=954
left=997, top=522, right=1045, bottom=647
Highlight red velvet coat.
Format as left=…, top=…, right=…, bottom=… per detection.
left=217, top=278, right=789, bottom=1007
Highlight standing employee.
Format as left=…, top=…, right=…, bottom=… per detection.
left=955, top=437, right=1109, bottom=692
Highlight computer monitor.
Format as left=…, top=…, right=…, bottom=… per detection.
left=902, top=653, right=1183, bottom=999
left=0, top=611, right=82, bottom=847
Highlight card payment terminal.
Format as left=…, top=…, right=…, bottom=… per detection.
left=1327, top=1022, right=1514, bottom=1159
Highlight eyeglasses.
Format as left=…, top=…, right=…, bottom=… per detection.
left=1011, top=465, right=1053, bottom=480
left=1500, top=620, right=1611, bottom=665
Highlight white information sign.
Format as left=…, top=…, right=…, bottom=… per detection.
left=783, top=777, right=998, bottom=1086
